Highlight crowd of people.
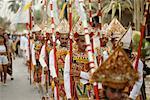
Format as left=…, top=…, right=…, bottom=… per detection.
left=0, top=18, right=147, bottom=100
left=0, top=1, right=150, bottom=100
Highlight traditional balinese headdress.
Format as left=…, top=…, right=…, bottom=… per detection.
left=73, top=19, right=95, bottom=41
left=120, top=26, right=132, bottom=50
left=91, top=46, right=138, bottom=89
left=55, top=19, right=69, bottom=34
left=42, top=24, right=53, bottom=37
left=107, top=18, right=126, bottom=39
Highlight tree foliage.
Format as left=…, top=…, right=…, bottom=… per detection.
left=8, top=0, right=20, bottom=13
left=132, top=34, right=150, bottom=58
left=102, top=0, right=133, bottom=20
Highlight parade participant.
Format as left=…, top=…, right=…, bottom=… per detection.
left=39, top=26, right=53, bottom=72
left=0, top=27, right=9, bottom=85
left=20, top=30, right=28, bottom=59
left=129, top=51, right=144, bottom=100
left=91, top=46, right=139, bottom=100
left=39, top=26, right=54, bottom=99
left=117, top=27, right=144, bottom=100
left=64, top=20, right=95, bottom=99
left=49, top=19, right=70, bottom=100
left=31, top=25, right=43, bottom=88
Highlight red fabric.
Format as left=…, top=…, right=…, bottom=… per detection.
left=135, top=25, right=145, bottom=71
left=94, top=84, right=99, bottom=100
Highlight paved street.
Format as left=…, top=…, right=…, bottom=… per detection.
left=0, top=57, right=40, bottom=100
left=0, top=56, right=150, bottom=100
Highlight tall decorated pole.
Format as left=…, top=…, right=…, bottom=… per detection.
left=49, top=0, right=59, bottom=99
left=98, top=0, right=103, bottom=49
left=88, top=1, right=99, bottom=98
left=89, top=0, right=92, bottom=26
left=26, top=1, right=34, bottom=85
left=68, top=0, right=73, bottom=97
left=88, top=0, right=94, bottom=54
left=135, top=0, right=149, bottom=71
left=42, top=0, right=50, bottom=93
left=75, top=0, right=99, bottom=99
left=98, top=0, right=102, bottom=29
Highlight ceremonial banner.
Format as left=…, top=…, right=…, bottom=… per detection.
left=121, top=26, right=132, bottom=49
left=12, top=0, right=32, bottom=24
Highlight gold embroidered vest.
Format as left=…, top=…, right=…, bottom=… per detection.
left=34, top=41, right=42, bottom=60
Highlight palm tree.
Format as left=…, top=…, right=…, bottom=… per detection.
left=102, top=0, right=133, bottom=21
left=0, top=0, right=4, bottom=9
left=133, top=0, right=145, bottom=30
left=0, top=17, right=11, bottom=30
left=8, top=0, right=21, bottom=13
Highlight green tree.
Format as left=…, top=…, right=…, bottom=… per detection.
left=102, top=0, right=133, bottom=20
left=8, top=0, right=20, bottom=13
left=133, top=33, right=150, bottom=58
left=0, top=17, right=11, bottom=30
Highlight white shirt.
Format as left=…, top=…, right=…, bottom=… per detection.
left=49, top=49, right=58, bottom=78
left=64, top=54, right=89, bottom=99
left=25, top=39, right=32, bottom=61
left=39, top=45, right=47, bottom=68
left=31, top=43, right=36, bottom=66
left=20, top=36, right=28, bottom=50
left=129, top=59, right=143, bottom=100
left=0, top=45, right=6, bottom=52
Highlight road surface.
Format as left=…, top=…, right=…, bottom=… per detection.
left=0, top=57, right=40, bottom=100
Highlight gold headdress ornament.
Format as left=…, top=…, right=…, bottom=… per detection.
left=91, top=46, right=138, bottom=89
left=55, top=19, right=69, bottom=34
left=107, top=18, right=126, bottom=39
left=72, top=19, right=95, bottom=36
left=41, top=24, right=54, bottom=37
left=72, top=19, right=84, bottom=35
left=120, top=26, right=132, bottom=49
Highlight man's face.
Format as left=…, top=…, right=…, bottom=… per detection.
left=101, top=37, right=108, bottom=47
left=105, top=87, right=122, bottom=100
left=0, top=38, right=4, bottom=44
left=33, top=31, right=40, bottom=40
left=47, top=34, right=53, bottom=44
left=59, top=34, right=69, bottom=47
left=76, top=36, right=86, bottom=51
left=4, top=34, right=9, bottom=40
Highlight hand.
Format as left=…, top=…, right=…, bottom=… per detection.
left=44, top=66, right=48, bottom=71
left=71, top=70, right=80, bottom=77
left=122, top=93, right=132, bottom=100
left=54, top=77, right=59, bottom=84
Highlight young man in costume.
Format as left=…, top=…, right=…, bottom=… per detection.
left=31, top=25, right=43, bottom=91
left=119, top=28, right=144, bottom=100
left=64, top=20, right=95, bottom=99
left=49, top=19, right=70, bottom=100
left=39, top=26, right=54, bottom=99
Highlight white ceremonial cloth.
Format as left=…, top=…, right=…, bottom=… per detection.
left=129, top=59, right=143, bottom=100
